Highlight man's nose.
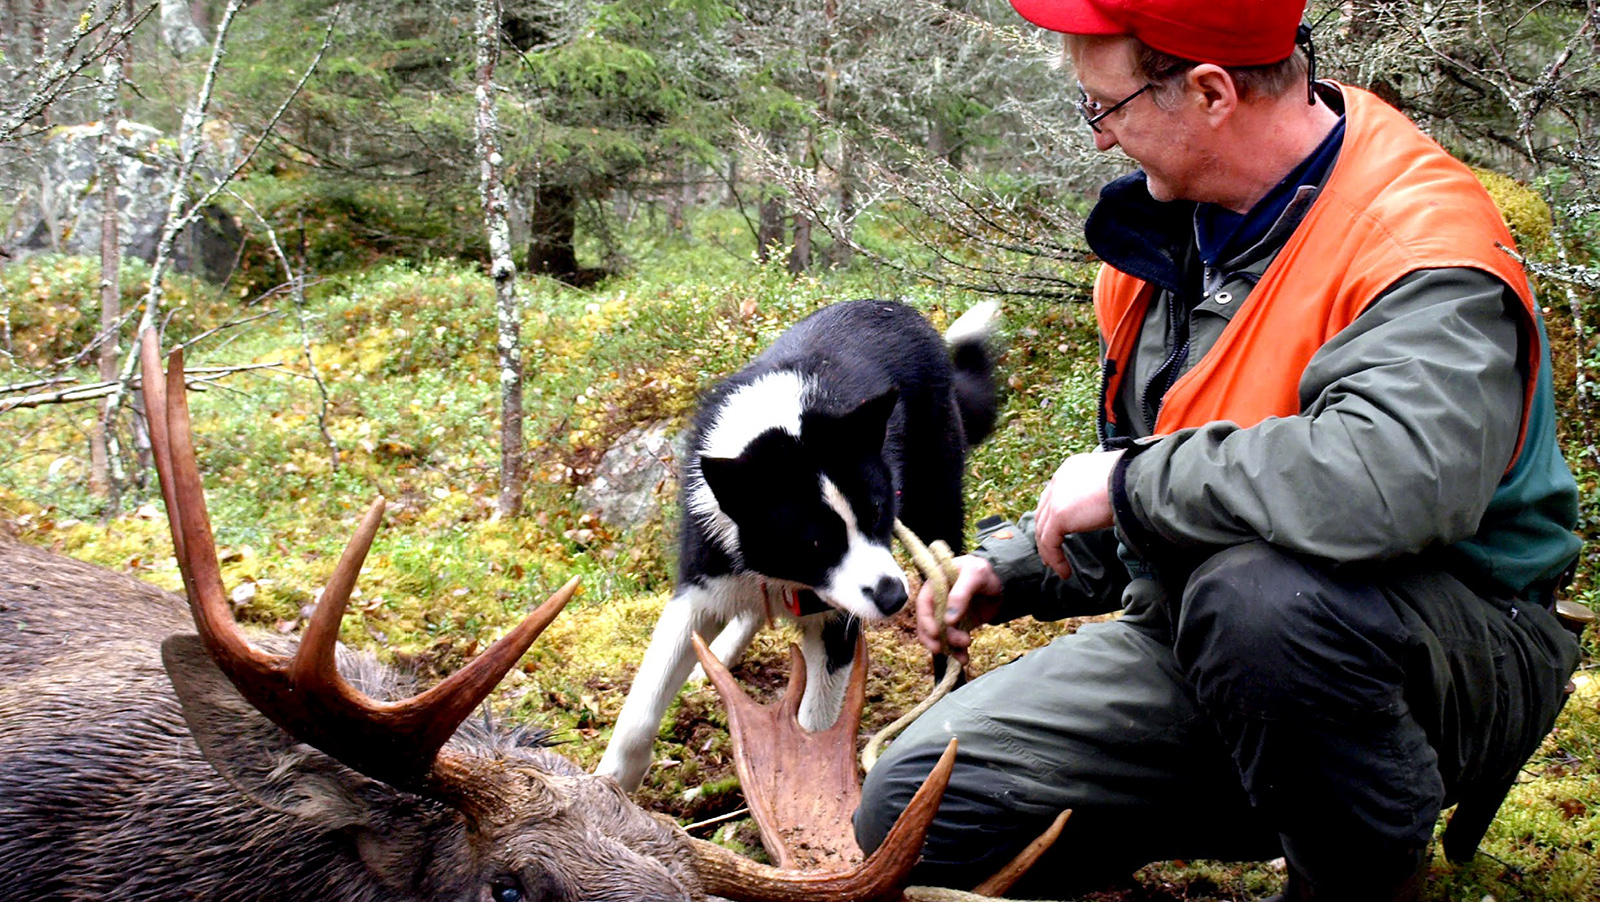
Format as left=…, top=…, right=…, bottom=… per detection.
left=1092, top=125, right=1118, bottom=152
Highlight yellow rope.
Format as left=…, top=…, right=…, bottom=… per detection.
left=861, top=521, right=964, bottom=773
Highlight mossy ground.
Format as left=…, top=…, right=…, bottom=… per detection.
left=2, top=207, right=1596, bottom=900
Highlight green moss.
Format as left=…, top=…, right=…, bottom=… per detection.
left=1475, top=167, right=1555, bottom=257
left=0, top=255, right=221, bottom=368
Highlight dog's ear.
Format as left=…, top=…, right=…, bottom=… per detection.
left=698, top=453, right=755, bottom=516
left=804, top=386, right=899, bottom=452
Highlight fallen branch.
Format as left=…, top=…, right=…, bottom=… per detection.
left=0, top=376, right=77, bottom=397
left=0, top=362, right=280, bottom=411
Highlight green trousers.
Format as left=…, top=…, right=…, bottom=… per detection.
left=854, top=542, right=1577, bottom=899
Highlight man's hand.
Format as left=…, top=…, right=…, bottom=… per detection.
left=915, top=554, right=1003, bottom=666
left=1033, top=448, right=1125, bottom=580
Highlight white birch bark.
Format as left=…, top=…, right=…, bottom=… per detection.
left=0, top=1, right=154, bottom=143
left=108, top=0, right=243, bottom=444
left=475, top=0, right=524, bottom=519
left=91, top=0, right=128, bottom=504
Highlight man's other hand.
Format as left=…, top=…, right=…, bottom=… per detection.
left=1034, top=449, right=1125, bottom=579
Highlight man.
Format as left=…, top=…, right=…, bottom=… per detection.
left=853, top=2, right=1582, bottom=900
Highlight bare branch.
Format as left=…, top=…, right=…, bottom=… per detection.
left=165, top=6, right=342, bottom=249
left=0, top=362, right=281, bottom=411
left=227, top=188, right=341, bottom=468
left=0, top=1, right=158, bottom=144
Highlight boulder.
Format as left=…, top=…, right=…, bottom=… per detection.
left=574, top=422, right=683, bottom=529
left=2, top=119, right=241, bottom=282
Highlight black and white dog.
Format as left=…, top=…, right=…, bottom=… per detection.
left=596, top=298, right=998, bottom=791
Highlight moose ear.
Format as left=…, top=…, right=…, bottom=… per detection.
left=161, top=635, right=430, bottom=888
left=803, top=386, right=899, bottom=452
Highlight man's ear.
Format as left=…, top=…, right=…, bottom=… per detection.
left=804, top=386, right=899, bottom=453
left=1188, top=63, right=1237, bottom=123
left=161, top=635, right=433, bottom=890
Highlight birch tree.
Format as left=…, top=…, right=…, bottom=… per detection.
left=89, top=0, right=130, bottom=503
left=101, top=0, right=245, bottom=475
left=0, top=0, right=155, bottom=143
left=475, top=0, right=525, bottom=519
left=735, top=0, right=1107, bottom=294
left=93, top=0, right=334, bottom=497
left=1314, top=1, right=1600, bottom=399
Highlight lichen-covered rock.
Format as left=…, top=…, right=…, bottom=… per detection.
left=575, top=421, right=683, bottom=529
left=2, top=119, right=241, bottom=282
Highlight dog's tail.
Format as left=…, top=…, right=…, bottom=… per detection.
left=944, top=300, right=1000, bottom=447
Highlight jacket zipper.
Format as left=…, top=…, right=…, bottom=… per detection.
left=1097, top=357, right=1117, bottom=446
left=1142, top=290, right=1193, bottom=430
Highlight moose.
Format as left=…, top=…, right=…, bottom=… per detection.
left=0, top=334, right=998, bottom=902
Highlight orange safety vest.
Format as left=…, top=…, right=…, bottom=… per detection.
left=1094, top=83, right=1541, bottom=459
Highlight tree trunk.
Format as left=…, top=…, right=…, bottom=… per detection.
left=757, top=195, right=784, bottom=263
left=667, top=163, right=689, bottom=234
left=787, top=212, right=811, bottom=275
left=476, top=0, right=524, bottom=519
left=30, top=0, right=49, bottom=126
left=91, top=2, right=127, bottom=508
left=527, top=185, right=578, bottom=283
left=928, top=118, right=958, bottom=165
left=110, top=0, right=245, bottom=450
left=821, top=139, right=854, bottom=270
left=159, top=0, right=205, bottom=56
left=679, top=160, right=696, bottom=236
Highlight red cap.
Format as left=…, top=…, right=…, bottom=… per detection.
left=1009, top=0, right=1306, bottom=67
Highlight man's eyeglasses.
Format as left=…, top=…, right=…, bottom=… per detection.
left=1076, top=82, right=1154, bottom=133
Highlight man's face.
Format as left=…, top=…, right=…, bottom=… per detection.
left=1070, top=36, right=1211, bottom=203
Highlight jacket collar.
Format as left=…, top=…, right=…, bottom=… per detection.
left=1084, top=172, right=1195, bottom=295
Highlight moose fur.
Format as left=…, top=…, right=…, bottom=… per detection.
left=0, top=537, right=708, bottom=902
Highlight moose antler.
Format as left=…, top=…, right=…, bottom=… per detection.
left=697, top=633, right=869, bottom=870
left=686, top=633, right=1070, bottom=901
left=139, top=330, right=578, bottom=793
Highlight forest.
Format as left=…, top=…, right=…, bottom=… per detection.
left=2, top=1, right=1599, bottom=899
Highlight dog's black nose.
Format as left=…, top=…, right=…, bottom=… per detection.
left=868, top=575, right=909, bottom=615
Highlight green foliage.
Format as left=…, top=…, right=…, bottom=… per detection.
left=204, top=0, right=754, bottom=282
left=230, top=173, right=485, bottom=288
left=0, top=255, right=215, bottom=368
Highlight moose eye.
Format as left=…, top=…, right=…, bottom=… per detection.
left=490, top=880, right=524, bottom=902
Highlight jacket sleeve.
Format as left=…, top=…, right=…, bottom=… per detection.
left=1111, top=267, right=1526, bottom=565
left=969, top=514, right=1129, bottom=621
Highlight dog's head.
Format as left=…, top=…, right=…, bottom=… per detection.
left=692, top=380, right=909, bottom=620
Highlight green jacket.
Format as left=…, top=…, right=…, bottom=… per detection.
left=979, top=93, right=1580, bottom=619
